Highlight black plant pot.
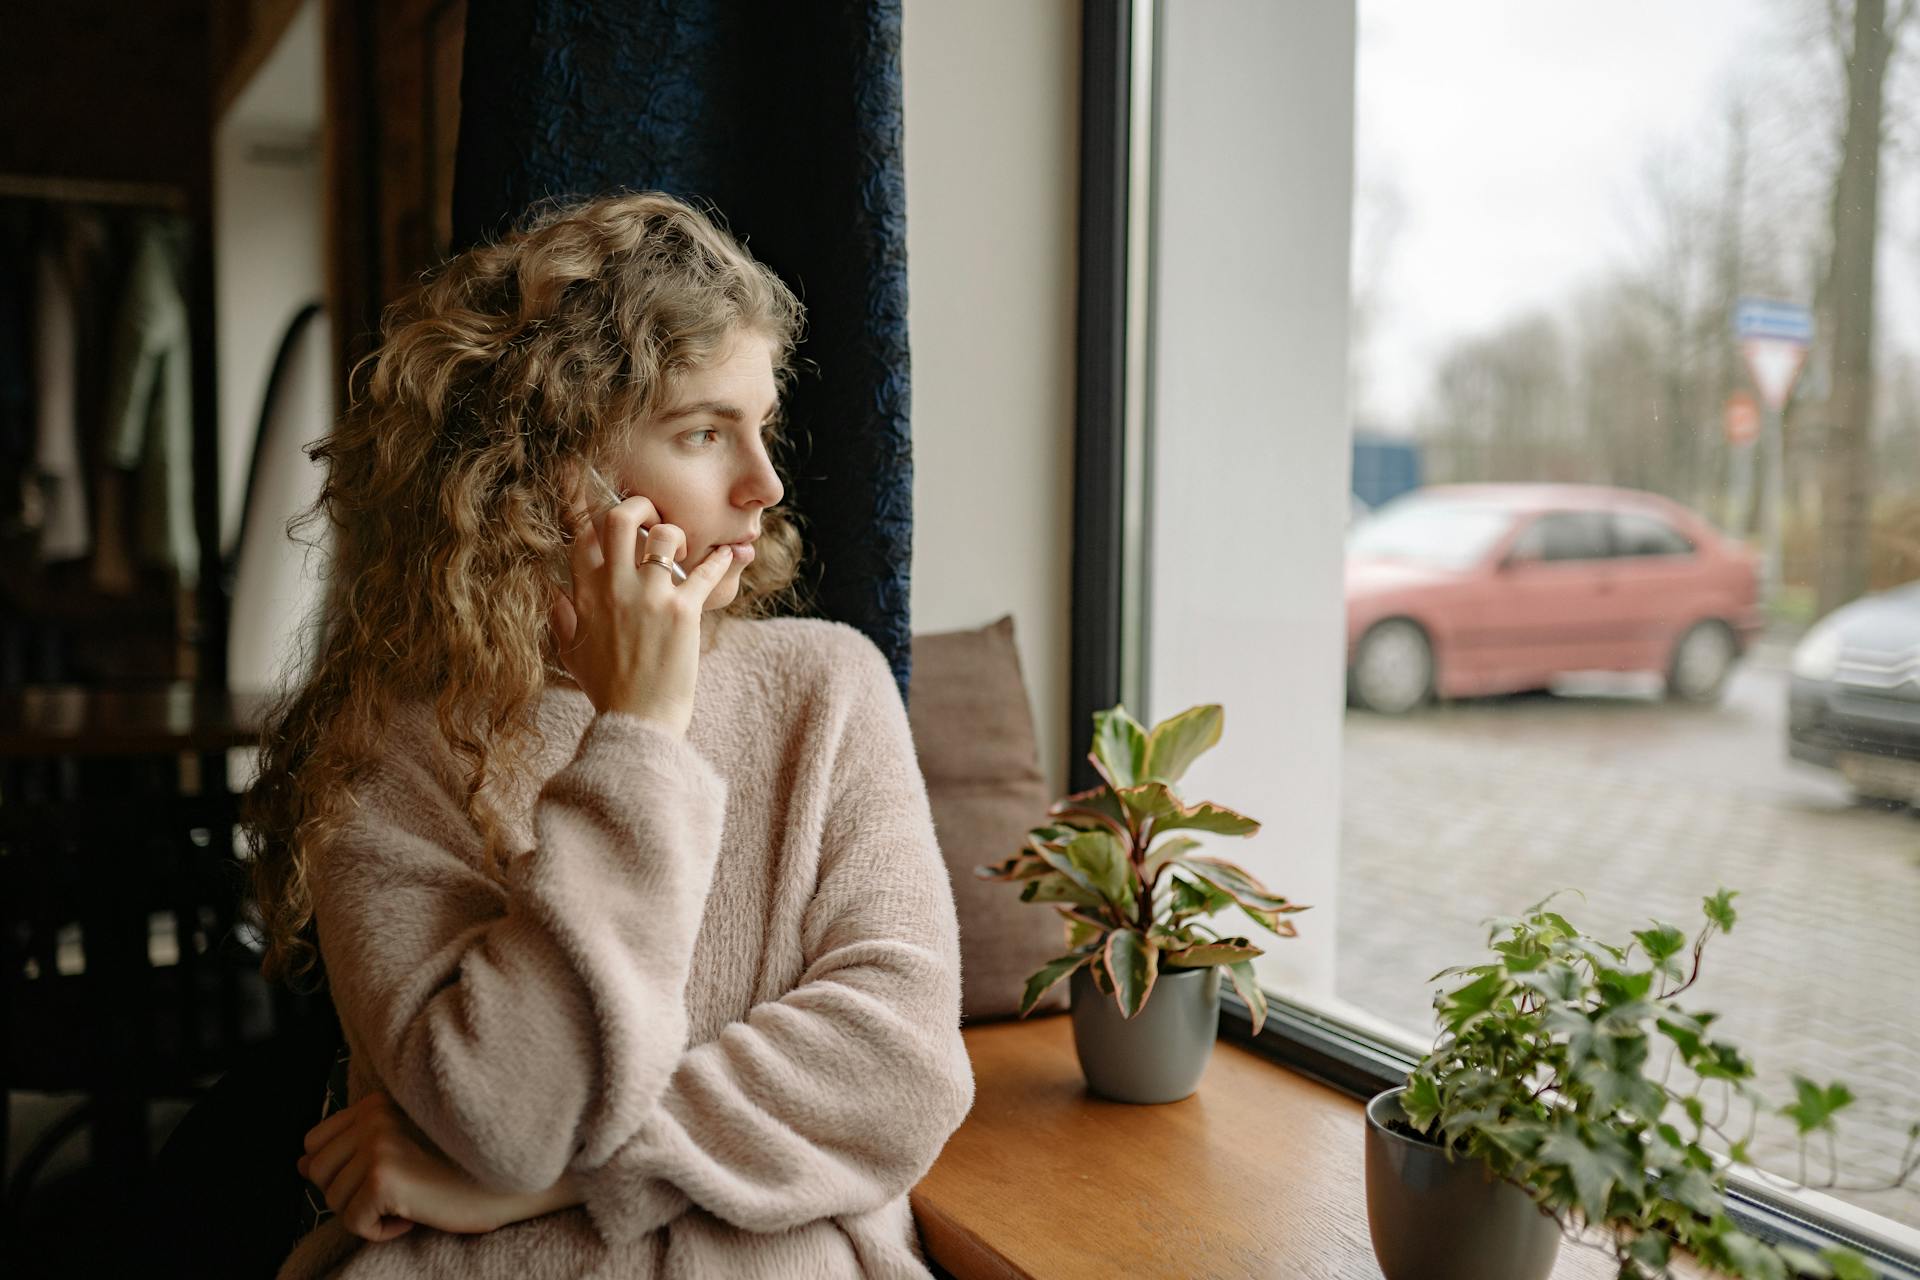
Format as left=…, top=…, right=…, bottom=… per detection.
left=1364, top=1087, right=1563, bottom=1280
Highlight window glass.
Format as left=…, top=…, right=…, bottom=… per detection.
left=1613, top=511, right=1695, bottom=557
left=1327, top=0, right=1920, bottom=1232
left=1507, top=511, right=1610, bottom=562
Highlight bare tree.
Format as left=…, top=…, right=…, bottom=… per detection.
left=1816, top=0, right=1912, bottom=613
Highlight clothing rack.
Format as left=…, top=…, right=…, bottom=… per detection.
left=0, top=173, right=190, bottom=212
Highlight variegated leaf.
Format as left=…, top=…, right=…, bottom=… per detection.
left=1019, top=945, right=1101, bottom=1017
left=1105, top=928, right=1159, bottom=1018
left=1141, top=704, right=1223, bottom=785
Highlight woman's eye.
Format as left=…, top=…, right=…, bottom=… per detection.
left=687, top=428, right=720, bottom=446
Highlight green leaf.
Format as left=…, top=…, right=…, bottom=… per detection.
left=1714, top=1231, right=1787, bottom=1280
left=1823, top=1249, right=1876, bottom=1280
left=1594, top=966, right=1655, bottom=1004
left=1657, top=1013, right=1710, bottom=1063
left=1657, top=1166, right=1722, bottom=1219
left=1781, top=1077, right=1855, bottom=1136
left=1479, top=1120, right=1548, bottom=1164
left=1401, top=1073, right=1442, bottom=1133
left=1142, top=835, right=1202, bottom=882
left=1047, top=786, right=1130, bottom=833
left=1773, top=1245, right=1833, bottom=1279
left=1631, top=923, right=1688, bottom=979
left=1162, top=936, right=1263, bottom=967
left=1018, top=946, right=1100, bottom=1016
left=1171, top=855, right=1295, bottom=916
left=1627, top=1232, right=1673, bottom=1273
left=1019, top=872, right=1107, bottom=909
left=1105, top=928, right=1158, bottom=1018
left=1513, top=961, right=1582, bottom=1003
left=1537, top=1119, right=1637, bottom=1226
left=1033, top=840, right=1101, bottom=899
left=1223, top=958, right=1267, bottom=1036
left=1167, top=872, right=1236, bottom=925
left=1682, top=1095, right=1706, bottom=1133
left=1140, top=704, right=1223, bottom=784
left=1116, top=782, right=1262, bottom=838
left=1693, top=1040, right=1753, bottom=1084
left=1058, top=829, right=1134, bottom=908
left=1569, top=1032, right=1664, bottom=1122
left=975, top=851, right=1049, bottom=881
left=1703, top=888, right=1739, bottom=933
left=1090, top=705, right=1149, bottom=789
left=1438, top=969, right=1510, bottom=1038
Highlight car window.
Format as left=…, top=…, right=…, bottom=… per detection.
left=1612, top=511, right=1694, bottom=557
left=1508, top=511, right=1610, bottom=562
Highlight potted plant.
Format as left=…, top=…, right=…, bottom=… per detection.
left=1369, top=888, right=1916, bottom=1280
left=975, top=703, right=1306, bottom=1103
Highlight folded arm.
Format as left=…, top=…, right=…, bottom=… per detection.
left=312, top=708, right=729, bottom=1195
left=572, top=638, right=977, bottom=1243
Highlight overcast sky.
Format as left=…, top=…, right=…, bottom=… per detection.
left=1354, top=0, right=1920, bottom=429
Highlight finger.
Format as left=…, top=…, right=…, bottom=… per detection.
left=341, top=1164, right=395, bottom=1242
left=685, top=544, right=736, bottom=603
left=303, top=1127, right=359, bottom=1192
left=302, top=1105, right=357, bottom=1156
left=639, top=521, right=687, bottom=574
left=370, top=1216, right=416, bottom=1242
left=598, top=497, right=656, bottom=587
left=325, top=1148, right=373, bottom=1220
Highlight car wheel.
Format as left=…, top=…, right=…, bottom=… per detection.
left=1350, top=619, right=1433, bottom=715
left=1667, top=620, right=1735, bottom=704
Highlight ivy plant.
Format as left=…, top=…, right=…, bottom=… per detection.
left=974, top=703, right=1304, bottom=1033
left=1400, top=890, right=1917, bottom=1280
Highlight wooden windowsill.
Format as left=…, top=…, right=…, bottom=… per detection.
left=912, top=1013, right=1699, bottom=1279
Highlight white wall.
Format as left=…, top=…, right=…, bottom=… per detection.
left=214, top=0, right=330, bottom=696
left=903, top=0, right=1082, bottom=799
left=1146, top=3, right=1357, bottom=1001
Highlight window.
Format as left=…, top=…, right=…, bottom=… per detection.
left=1613, top=511, right=1696, bottom=557
left=1093, top=0, right=1920, bottom=1258
left=1507, top=511, right=1610, bottom=562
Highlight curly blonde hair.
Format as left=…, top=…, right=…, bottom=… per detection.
left=246, top=190, right=809, bottom=987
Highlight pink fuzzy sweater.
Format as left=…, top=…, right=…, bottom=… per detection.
left=276, top=618, right=975, bottom=1279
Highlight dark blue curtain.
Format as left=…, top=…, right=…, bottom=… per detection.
left=450, top=1, right=914, bottom=701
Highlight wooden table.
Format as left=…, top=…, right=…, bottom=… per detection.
left=912, top=1014, right=1700, bottom=1280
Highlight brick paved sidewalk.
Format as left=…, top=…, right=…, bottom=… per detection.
left=1335, top=701, right=1920, bottom=1232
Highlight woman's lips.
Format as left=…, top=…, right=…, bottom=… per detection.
left=717, top=539, right=756, bottom=565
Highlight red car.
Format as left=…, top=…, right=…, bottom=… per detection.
left=1345, top=484, right=1763, bottom=714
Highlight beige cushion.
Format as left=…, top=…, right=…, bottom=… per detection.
left=909, top=615, right=1069, bottom=1022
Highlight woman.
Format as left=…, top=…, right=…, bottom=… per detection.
left=247, top=191, right=974, bottom=1278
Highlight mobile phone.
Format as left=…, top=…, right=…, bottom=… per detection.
left=553, top=464, right=689, bottom=590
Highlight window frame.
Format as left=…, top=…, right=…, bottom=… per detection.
left=1069, top=2, right=1920, bottom=1272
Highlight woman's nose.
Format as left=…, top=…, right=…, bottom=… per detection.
left=739, top=442, right=784, bottom=509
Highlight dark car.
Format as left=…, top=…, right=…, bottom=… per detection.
left=1788, top=581, right=1920, bottom=802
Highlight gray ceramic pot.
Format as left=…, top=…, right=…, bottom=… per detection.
left=1364, top=1087, right=1562, bottom=1280
left=1068, top=962, right=1220, bottom=1103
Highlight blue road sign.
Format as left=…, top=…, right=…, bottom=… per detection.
left=1733, top=297, right=1813, bottom=345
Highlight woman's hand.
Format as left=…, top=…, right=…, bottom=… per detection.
left=549, top=471, right=735, bottom=737
left=298, top=1092, right=578, bottom=1241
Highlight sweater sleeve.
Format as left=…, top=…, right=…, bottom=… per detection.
left=574, top=638, right=976, bottom=1243
left=309, top=708, right=728, bottom=1195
